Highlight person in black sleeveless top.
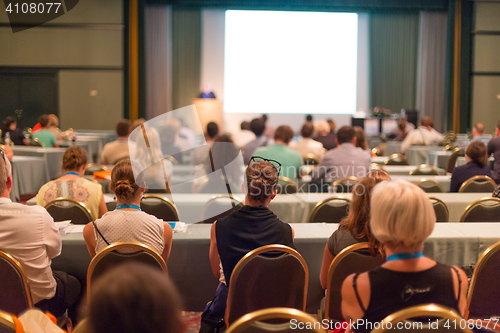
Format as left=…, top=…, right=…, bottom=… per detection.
left=341, top=180, right=468, bottom=333
left=199, top=159, right=295, bottom=332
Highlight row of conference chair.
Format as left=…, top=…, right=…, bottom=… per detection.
left=2, top=240, right=500, bottom=330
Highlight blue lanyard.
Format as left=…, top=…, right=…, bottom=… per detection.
left=116, top=204, right=141, bottom=211
left=64, top=172, right=80, bottom=176
left=386, top=252, right=424, bottom=262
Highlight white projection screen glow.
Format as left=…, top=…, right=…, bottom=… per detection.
left=224, top=10, right=358, bottom=114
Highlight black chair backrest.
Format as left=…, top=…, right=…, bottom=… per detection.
left=0, top=251, right=32, bottom=316
left=410, top=165, right=440, bottom=176
left=201, top=196, right=243, bottom=224
left=466, top=241, right=500, bottom=319
left=415, top=180, right=444, bottom=193
left=309, top=198, right=350, bottom=223
left=226, top=246, right=307, bottom=326
left=140, top=196, right=179, bottom=221
left=45, top=203, right=92, bottom=225
left=276, top=177, right=298, bottom=195
left=446, top=148, right=465, bottom=174
left=326, top=244, right=384, bottom=322
left=460, top=198, right=500, bottom=222
left=459, top=176, right=497, bottom=193
left=429, top=197, right=449, bottom=222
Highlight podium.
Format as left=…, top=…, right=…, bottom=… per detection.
left=192, top=99, right=223, bottom=134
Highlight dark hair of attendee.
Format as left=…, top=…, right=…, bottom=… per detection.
left=301, top=123, right=314, bottom=139
left=326, top=119, right=336, bottom=132
left=261, top=114, right=268, bottom=123
left=246, top=160, right=278, bottom=203
left=274, top=125, right=294, bottom=144
left=116, top=119, right=132, bottom=137
left=339, top=170, right=391, bottom=255
left=111, top=159, right=142, bottom=202
left=39, top=114, right=49, bottom=127
left=466, top=140, right=488, bottom=168
left=206, top=122, right=219, bottom=139
left=306, top=115, right=313, bottom=122
left=62, top=146, right=87, bottom=172
left=336, top=126, right=355, bottom=144
left=87, top=263, right=185, bottom=333
left=354, top=126, right=368, bottom=150
left=250, top=118, right=265, bottom=136
left=1, top=116, right=16, bottom=139
left=420, top=116, right=433, bottom=127
left=240, top=121, right=251, bottom=131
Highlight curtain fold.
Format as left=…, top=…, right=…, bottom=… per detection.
left=369, top=11, right=419, bottom=113
left=172, top=8, right=202, bottom=111
left=145, top=5, right=172, bottom=119
left=416, top=11, right=448, bottom=132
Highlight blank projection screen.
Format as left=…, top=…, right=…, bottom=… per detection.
left=224, top=10, right=358, bottom=114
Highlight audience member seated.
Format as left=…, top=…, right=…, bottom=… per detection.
left=160, top=118, right=186, bottom=164
left=472, top=123, right=485, bottom=141
left=37, top=146, right=107, bottom=220
left=319, top=170, right=391, bottom=289
left=47, top=114, right=63, bottom=141
left=201, top=160, right=295, bottom=328
left=312, top=126, right=371, bottom=184
left=401, top=116, right=443, bottom=153
left=290, top=122, right=325, bottom=162
left=327, top=118, right=337, bottom=140
left=232, top=120, right=256, bottom=148
left=83, top=160, right=173, bottom=262
left=131, top=118, right=146, bottom=131
left=243, top=118, right=272, bottom=164
left=32, top=114, right=58, bottom=147
left=191, top=121, right=219, bottom=165
left=354, top=126, right=372, bottom=157
left=487, top=120, right=500, bottom=184
left=1, top=116, right=28, bottom=145
left=178, top=117, right=196, bottom=148
left=192, top=135, right=242, bottom=193
left=262, top=114, right=275, bottom=138
left=306, top=114, right=313, bottom=124
left=254, top=125, right=303, bottom=183
left=341, top=180, right=468, bottom=333
left=86, top=263, right=186, bottom=333
left=313, top=120, right=337, bottom=150
left=101, top=119, right=132, bottom=165
left=393, top=117, right=411, bottom=141
left=0, top=154, right=81, bottom=317
left=450, top=140, right=492, bottom=192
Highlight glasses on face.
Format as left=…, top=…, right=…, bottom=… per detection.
left=248, top=156, right=281, bottom=177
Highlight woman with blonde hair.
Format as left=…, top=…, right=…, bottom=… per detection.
left=341, top=180, right=467, bottom=333
left=319, top=170, right=391, bottom=289
left=37, top=146, right=107, bottom=220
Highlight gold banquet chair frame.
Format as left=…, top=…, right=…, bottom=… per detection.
left=414, top=179, right=445, bottom=193
left=303, top=154, right=320, bottom=166
left=225, top=245, right=309, bottom=327
left=428, top=196, right=449, bottom=222
left=0, top=250, right=34, bottom=315
left=459, top=197, right=500, bottom=222
left=226, top=307, right=327, bottom=333
left=0, top=310, right=19, bottom=333
left=370, top=304, right=473, bottom=333
left=140, top=194, right=180, bottom=221
left=465, top=240, right=500, bottom=320
left=446, top=148, right=465, bottom=174
left=201, top=194, right=244, bottom=224
left=277, top=177, right=298, bottom=194
left=384, top=154, right=409, bottom=166
left=409, top=164, right=440, bottom=176
left=308, top=197, right=351, bottom=223
left=458, top=175, right=497, bottom=193
left=86, top=242, right=168, bottom=299
left=324, top=243, right=385, bottom=322
left=331, top=176, right=360, bottom=193
left=44, top=197, right=93, bottom=224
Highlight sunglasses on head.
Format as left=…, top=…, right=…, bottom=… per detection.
left=248, top=156, right=281, bottom=177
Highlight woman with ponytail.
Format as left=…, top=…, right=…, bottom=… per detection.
left=37, top=146, right=107, bottom=220
left=83, top=159, right=172, bottom=262
left=200, top=158, right=295, bottom=331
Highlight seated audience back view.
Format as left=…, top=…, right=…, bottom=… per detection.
left=232, top=121, right=256, bottom=148
left=101, top=119, right=132, bottom=165
left=2, top=116, right=28, bottom=146
left=487, top=120, right=500, bottom=184
left=254, top=125, right=303, bottom=183
left=312, top=126, right=371, bottom=184
left=313, top=120, right=337, bottom=151
left=243, top=118, right=271, bottom=164
left=450, top=140, right=492, bottom=192
left=37, top=146, right=107, bottom=220
left=33, top=114, right=58, bottom=147
left=290, top=122, right=325, bottom=162
left=0, top=152, right=81, bottom=317
left=191, top=121, right=219, bottom=165
left=201, top=159, right=295, bottom=329
left=319, top=170, right=391, bottom=289
left=86, top=263, right=186, bottom=333
left=341, top=180, right=468, bottom=333
left=472, top=123, right=485, bottom=141
left=83, top=159, right=173, bottom=262
left=401, top=116, right=443, bottom=153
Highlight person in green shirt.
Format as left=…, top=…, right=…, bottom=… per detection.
left=254, top=125, right=303, bottom=183
left=33, top=114, right=58, bottom=148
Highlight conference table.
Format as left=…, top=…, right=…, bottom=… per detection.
left=55, top=222, right=500, bottom=313
left=404, top=146, right=444, bottom=165
left=10, top=156, right=50, bottom=201
left=11, top=146, right=66, bottom=179
left=57, top=141, right=95, bottom=163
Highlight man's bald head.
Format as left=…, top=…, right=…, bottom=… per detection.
left=473, top=123, right=485, bottom=137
